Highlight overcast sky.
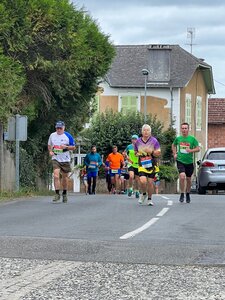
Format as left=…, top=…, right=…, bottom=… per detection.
left=73, top=0, right=225, bottom=98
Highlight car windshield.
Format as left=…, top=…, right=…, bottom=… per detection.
left=207, top=151, right=225, bottom=160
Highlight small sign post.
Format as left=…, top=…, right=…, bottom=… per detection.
left=5, top=115, right=28, bottom=191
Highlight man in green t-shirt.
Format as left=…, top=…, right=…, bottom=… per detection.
left=125, top=134, right=140, bottom=198
left=172, top=122, right=200, bottom=203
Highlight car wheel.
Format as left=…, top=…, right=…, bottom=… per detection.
left=197, top=183, right=206, bottom=195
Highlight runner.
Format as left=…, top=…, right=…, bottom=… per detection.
left=81, top=166, right=88, bottom=195
left=48, top=121, right=76, bottom=203
left=172, top=122, right=200, bottom=203
left=120, top=151, right=129, bottom=194
left=106, top=145, right=124, bottom=194
left=84, top=145, right=102, bottom=195
left=134, top=124, right=161, bottom=206
left=125, top=135, right=140, bottom=199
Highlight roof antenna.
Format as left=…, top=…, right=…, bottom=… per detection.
left=186, top=27, right=196, bottom=54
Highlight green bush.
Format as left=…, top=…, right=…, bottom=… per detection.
left=159, top=165, right=179, bottom=182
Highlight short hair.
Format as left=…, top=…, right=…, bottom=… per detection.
left=91, top=145, right=96, bottom=150
left=142, top=124, right=151, bottom=133
left=181, top=122, right=189, bottom=128
left=112, top=145, right=117, bottom=149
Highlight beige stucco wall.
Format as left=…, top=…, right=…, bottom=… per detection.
left=140, top=95, right=170, bottom=129
left=180, top=69, right=208, bottom=153
left=99, top=94, right=171, bottom=130
left=99, top=96, right=118, bottom=113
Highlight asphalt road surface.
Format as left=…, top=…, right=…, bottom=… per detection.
left=1, top=192, right=225, bottom=299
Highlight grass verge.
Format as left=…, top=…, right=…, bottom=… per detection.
left=0, top=188, right=54, bottom=203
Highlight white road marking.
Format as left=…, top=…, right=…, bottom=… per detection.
left=120, top=195, right=173, bottom=240
left=120, top=217, right=159, bottom=240
left=156, top=207, right=170, bottom=217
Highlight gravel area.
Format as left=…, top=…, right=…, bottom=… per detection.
left=1, top=257, right=225, bottom=300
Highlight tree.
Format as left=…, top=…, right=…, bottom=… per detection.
left=0, top=0, right=115, bottom=187
left=83, top=110, right=165, bottom=158
left=0, top=51, right=25, bottom=189
left=0, top=52, right=25, bottom=122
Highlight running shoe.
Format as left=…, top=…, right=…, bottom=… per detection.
left=186, top=193, right=191, bottom=203
left=147, top=199, right=154, bottom=206
left=128, top=189, right=132, bottom=198
left=62, top=194, right=68, bottom=203
left=53, top=194, right=60, bottom=202
left=135, top=191, right=140, bottom=199
left=179, top=194, right=184, bottom=203
left=138, top=193, right=148, bottom=204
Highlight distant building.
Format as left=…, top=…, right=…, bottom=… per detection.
left=208, top=98, right=225, bottom=148
left=97, top=44, right=215, bottom=157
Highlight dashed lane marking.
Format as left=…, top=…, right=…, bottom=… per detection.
left=156, top=207, right=170, bottom=217
left=120, top=218, right=159, bottom=240
left=120, top=195, right=173, bottom=240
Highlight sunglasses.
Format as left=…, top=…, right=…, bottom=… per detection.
left=56, top=127, right=63, bottom=129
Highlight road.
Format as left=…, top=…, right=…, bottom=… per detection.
left=0, top=193, right=225, bottom=299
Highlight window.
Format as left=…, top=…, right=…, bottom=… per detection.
left=185, top=94, right=192, bottom=125
left=208, top=151, right=225, bottom=160
left=196, top=96, right=202, bottom=130
left=119, top=95, right=140, bottom=114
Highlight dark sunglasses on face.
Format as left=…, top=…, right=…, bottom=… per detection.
left=56, top=127, right=63, bottom=129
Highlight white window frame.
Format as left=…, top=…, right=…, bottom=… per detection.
left=185, top=94, right=192, bottom=125
left=118, top=94, right=141, bottom=114
left=196, top=96, right=202, bottom=131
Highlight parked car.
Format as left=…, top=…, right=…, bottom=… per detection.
left=196, top=147, right=225, bottom=194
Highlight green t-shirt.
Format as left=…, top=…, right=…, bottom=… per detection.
left=125, top=144, right=139, bottom=168
left=173, top=135, right=199, bottom=164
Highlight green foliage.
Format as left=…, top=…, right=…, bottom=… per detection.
left=83, top=110, right=164, bottom=158
left=0, top=0, right=115, bottom=186
left=0, top=188, right=54, bottom=202
left=161, top=125, right=177, bottom=163
left=0, top=52, right=25, bottom=123
left=159, top=165, right=179, bottom=182
left=19, top=148, right=36, bottom=188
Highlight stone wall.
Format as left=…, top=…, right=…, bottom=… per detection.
left=2, top=144, right=16, bottom=191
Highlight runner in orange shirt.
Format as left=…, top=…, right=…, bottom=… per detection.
left=106, top=145, right=124, bottom=194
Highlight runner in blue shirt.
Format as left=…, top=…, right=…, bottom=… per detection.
left=84, top=145, right=102, bottom=194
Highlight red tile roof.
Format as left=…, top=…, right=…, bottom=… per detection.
left=208, top=98, right=225, bottom=124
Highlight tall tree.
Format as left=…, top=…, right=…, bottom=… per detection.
left=0, top=0, right=115, bottom=186
left=0, top=51, right=25, bottom=189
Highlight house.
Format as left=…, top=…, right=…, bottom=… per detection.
left=97, top=44, right=215, bottom=157
left=208, top=98, right=225, bottom=148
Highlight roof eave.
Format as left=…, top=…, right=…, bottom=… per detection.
left=199, top=65, right=216, bottom=95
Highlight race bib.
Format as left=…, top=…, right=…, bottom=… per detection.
left=53, top=145, right=63, bottom=154
left=88, top=164, right=96, bottom=168
left=180, top=142, right=189, bottom=154
left=88, top=161, right=97, bottom=168
left=140, top=156, right=152, bottom=168
left=111, top=169, right=119, bottom=174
